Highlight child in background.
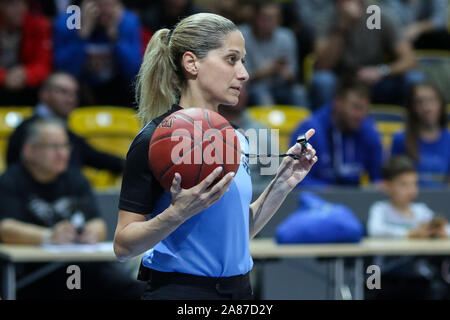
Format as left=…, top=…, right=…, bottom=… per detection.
left=368, top=156, right=448, bottom=239
left=367, top=155, right=449, bottom=299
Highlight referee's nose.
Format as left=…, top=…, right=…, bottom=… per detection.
left=237, top=62, right=249, bottom=83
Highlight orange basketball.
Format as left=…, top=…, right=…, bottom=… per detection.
left=149, top=108, right=241, bottom=190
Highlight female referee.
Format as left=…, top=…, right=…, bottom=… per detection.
left=113, top=13, right=318, bottom=300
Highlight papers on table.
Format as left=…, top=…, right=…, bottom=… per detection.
left=41, top=242, right=114, bottom=253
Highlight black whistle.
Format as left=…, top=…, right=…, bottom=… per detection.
left=296, top=134, right=308, bottom=153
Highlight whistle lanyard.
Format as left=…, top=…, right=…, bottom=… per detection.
left=242, top=134, right=308, bottom=161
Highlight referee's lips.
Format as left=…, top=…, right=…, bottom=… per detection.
left=230, top=86, right=241, bottom=94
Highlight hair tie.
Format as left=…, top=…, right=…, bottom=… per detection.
left=167, top=29, right=174, bottom=45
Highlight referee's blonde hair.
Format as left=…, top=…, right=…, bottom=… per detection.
left=135, top=13, right=237, bottom=124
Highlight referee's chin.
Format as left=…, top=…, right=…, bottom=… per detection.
left=221, top=99, right=239, bottom=107
left=224, top=92, right=242, bottom=105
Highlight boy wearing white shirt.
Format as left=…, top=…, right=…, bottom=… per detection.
left=368, top=156, right=448, bottom=239
left=367, top=156, right=449, bottom=299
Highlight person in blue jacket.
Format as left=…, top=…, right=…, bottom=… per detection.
left=290, top=77, right=383, bottom=187
left=53, top=0, right=142, bottom=107
left=391, top=83, right=450, bottom=188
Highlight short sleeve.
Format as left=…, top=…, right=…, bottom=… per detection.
left=119, top=125, right=164, bottom=215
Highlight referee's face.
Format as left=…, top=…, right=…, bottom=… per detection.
left=195, top=30, right=249, bottom=107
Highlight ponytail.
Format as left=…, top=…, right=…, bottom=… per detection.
left=135, top=29, right=179, bottom=124
left=135, top=13, right=237, bottom=125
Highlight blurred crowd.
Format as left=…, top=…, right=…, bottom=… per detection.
left=0, top=0, right=449, bottom=300
left=0, top=0, right=448, bottom=187
left=0, top=0, right=449, bottom=107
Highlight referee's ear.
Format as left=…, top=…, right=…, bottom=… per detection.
left=182, top=51, right=199, bottom=77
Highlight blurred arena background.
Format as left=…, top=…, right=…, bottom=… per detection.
left=0, top=0, right=449, bottom=300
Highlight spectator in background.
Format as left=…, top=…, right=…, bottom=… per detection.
left=7, top=72, right=125, bottom=174
left=311, top=0, right=424, bottom=109
left=197, top=0, right=254, bottom=26
left=0, top=118, right=144, bottom=299
left=380, top=0, right=450, bottom=50
left=284, top=0, right=334, bottom=83
left=290, top=77, right=383, bottom=187
left=28, top=0, right=74, bottom=18
left=219, top=84, right=273, bottom=191
left=2, top=118, right=106, bottom=245
left=391, top=83, right=450, bottom=188
left=238, top=1, right=309, bottom=108
left=367, top=156, right=449, bottom=300
left=53, top=0, right=142, bottom=107
left=128, top=0, right=200, bottom=31
left=0, top=0, right=52, bottom=106
left=292, top=0, right=334, bottom=40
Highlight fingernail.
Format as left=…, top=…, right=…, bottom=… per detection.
left=217, top=167, right=223, bottom=173
left=230, top=172, right=235, bottom=177
left=295, top=143, right=301, bottom=150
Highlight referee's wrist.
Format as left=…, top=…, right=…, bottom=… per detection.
left=271, top=175, right=294, bottom=195
left=164, top=204, right=187, bottom=224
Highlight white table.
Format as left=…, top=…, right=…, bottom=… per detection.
left=250, top=238, right=450, bottom=300
left=0, top=242, right=117, bottom=300
left=2, top=238, right=450, bottom=300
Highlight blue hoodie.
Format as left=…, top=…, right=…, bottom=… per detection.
left=53, top=10, right=142, bottom=84
left=391, top=129, right=450, bottom=188
left=290, top=103, right=383, bottom=187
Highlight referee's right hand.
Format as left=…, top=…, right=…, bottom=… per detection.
left=169, top=166, right=235, bottom=219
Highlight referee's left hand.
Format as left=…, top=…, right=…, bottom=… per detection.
left=275, top=128, right=318, bottom=190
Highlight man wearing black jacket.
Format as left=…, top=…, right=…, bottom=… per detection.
left=7, top=72, right=125, bottom=173
left=0, top=118, right=144, bottom=299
